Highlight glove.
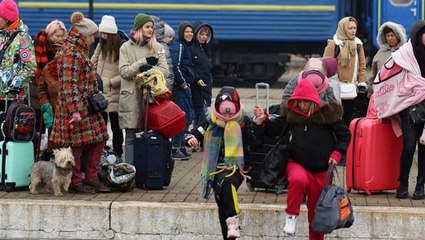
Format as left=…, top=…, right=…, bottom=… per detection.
left=40, top=103, right=54, bottom=128
left=146, top=56, right=158, bottom=66
left=139, top=64, right=152, bottom=73
left=69, top=112, right=82, bottom=123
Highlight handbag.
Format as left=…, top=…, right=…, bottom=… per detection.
left=312, top=165, right=354, bottom=234
left=88, top=92, right=108, bottom=114
left=340, top=82, right=357, bottom=100
left=259, top=124, right=290, bottom=187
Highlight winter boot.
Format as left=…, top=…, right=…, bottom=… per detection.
left=283, top=214, right=298, bottom=235
left=226, top=215, right=241, bottom=238
left=396, top=180, right=409, bottom=199
left=412, top=177, right=425, bottom=200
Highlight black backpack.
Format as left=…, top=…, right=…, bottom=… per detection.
left=1, top=101, right=36, bottom=142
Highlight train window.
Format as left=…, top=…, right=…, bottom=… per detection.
left=390, top=0, right=413, bottom=6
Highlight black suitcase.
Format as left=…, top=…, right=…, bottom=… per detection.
left=133, top=86, right=174, bottom=190
left=246, top=83, right=287, bottom=194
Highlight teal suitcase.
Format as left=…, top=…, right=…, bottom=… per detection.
left=0, top=141, right=34, bottom=191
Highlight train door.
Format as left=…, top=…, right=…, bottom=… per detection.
left=382, top=0, right=422, bottom=34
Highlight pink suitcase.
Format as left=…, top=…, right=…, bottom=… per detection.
left=346, top=118, right=403, bottom=195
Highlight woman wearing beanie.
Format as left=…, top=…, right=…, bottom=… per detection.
left=118, top=13, right=169, bottom=165
left=169, top=22, right=196, bottom=160
left=186, top=86, right=257, bottom=240
left=35, top=19, right=67, bottom=160
left=281, top=58, right=337, bottom=105
left=91, top=15, right=125, bottom=158
left=151, top=15, right=174, bottom=91
left=254, top=80, right=350, bottom=240
left=0, top=0, right=36, bottom=100
left=190, top=21, right=214, bottom=132
left=50, top=11, right=110, bottom=193
left=323, top=16, right=367, bottom=125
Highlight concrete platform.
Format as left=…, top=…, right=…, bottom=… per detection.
left=1, top=85, right=425, bottom=239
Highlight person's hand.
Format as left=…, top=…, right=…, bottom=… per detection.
left=139, top=64, right=152, bottom=73
left=69, top=112, right=82, bottom=124
left=253, top=106, right=266, bottom=125
left=187, top=137, right=199, bottom=148
left=146, top=56, right=159, bottom=66
left=198, top=79, right=206, bottom=87
left=328, top=157, right=338, bottom=166
left=180, top=82, right=189, bottom=89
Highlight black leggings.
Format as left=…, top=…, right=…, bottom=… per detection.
left=213, top=170, right=244, bottom=240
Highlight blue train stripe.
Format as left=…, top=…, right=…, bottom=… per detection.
left=19, top=2, right=335, bottom=11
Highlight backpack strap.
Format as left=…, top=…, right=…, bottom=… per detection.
left=0, top=31, right=21, bottom=63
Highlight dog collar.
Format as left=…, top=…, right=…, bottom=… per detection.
left=55, top=164, right=73, bottom=176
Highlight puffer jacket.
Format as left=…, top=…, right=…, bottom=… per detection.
left=0, top=19, right=36, bottom=99
left=118, top=36, right=169, bottom=129
left=190, top=21, right=214, bottom=108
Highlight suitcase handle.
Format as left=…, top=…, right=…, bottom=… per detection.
left=255, top=82, right=270, bottom=114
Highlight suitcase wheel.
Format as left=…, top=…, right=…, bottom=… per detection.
left=0, top=183, right=14, bottom=192
left=246, top=182, right=254, bottom=192
left=347, top=187, right=351, bottom=193
left=364, top=190, right=372, bottom=196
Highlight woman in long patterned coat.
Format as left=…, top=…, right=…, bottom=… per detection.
left=50, top=12, right=109, bottom=194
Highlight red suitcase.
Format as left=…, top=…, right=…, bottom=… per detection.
left=346, top=118, right=403, bottom=195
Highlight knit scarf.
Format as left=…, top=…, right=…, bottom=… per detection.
left=34, top=31, right=54, bottom=83
left=201, top=108, right=244, bottom=199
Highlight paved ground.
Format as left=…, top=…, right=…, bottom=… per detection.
left=1, top=56, right=422, bottom=210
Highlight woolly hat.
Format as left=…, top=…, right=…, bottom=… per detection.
left=164, top=24, right=175, bottom=38
left=99, top=15, right=118, bottom=34
left=214, top=86, right=241, bottom=114
left=298, top=70, right=329, bottom=95
left=0, top=0, right=18, bottom=23
left=133, top=13, right=153, bottom=31
left=321, top=57, right=338, bottom=77
left=288, top=80, right=321, bottom=117
left=70, top=12, right=98, bottom=36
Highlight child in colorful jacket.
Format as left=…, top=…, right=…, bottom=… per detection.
left=186, top=86, right=256, bottom=240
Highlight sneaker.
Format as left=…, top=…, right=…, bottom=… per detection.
left=226, top=215, right=241, bottom=238
left=283, top=214, right=297, bottom=235
left=68, top=184, right=96, bottom=194
left=172, top=149, right=190, bottom=161
left=180, top=148, right=192, bottom=158
left=84, top=180, right=111, bottom=193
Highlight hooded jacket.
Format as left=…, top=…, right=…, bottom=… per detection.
left=264, top=80, right=350, bottom=172
left=410, top=20, right=425, bottom=77
left=152, top=15, right=174, bottom=90
left=169, top=22, right=196, bottom=88
left=369, top=22, right=407, bottom=90
left=190, top=21, right=214, bottom=108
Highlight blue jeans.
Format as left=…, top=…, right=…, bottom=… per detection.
left=172, top=87, right=194, bottom=149
left=124, top=128, right=137, bottom=165
left=193, top=106, right=208, bottom=130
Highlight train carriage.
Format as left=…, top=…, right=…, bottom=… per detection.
left=17, top=0, right=425, bottom=85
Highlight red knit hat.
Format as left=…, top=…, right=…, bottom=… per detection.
left=0, top=0, right=18, bottom=23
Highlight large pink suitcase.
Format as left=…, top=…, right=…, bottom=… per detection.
left=346, top=118, right=402, bottom=195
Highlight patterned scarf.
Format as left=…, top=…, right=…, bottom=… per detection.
left=34, top=31, right=56, bottom=83
left=201, top=108, right=244, bottom=199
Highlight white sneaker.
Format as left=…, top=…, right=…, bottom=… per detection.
left=283, top=214, right=298, bottom=235
left=226, top=215, right=241, bottom=238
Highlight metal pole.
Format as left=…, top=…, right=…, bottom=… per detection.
left=89, top=0, right=94, bottom=19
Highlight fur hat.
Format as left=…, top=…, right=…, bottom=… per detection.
left=164, top=24, right=175, bottom=38
left=70, top=11, right=98, bottom=36
left=0, top=0, right=18, bottom=23
left=133, top=13, right=153, bottom=31
left=99, top=15, right=118, bottom=34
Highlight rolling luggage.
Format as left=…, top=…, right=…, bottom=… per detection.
left=0, top=93, right=35, bottom=191
left=346, top=118, right=402, bottom=195
left=246, top=83, right=286, bottom=194
left=133, top=86, right=174, bottom=190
